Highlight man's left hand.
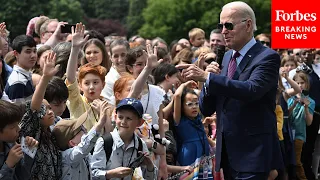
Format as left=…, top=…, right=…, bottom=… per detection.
left=176, top=64, right=208, bottom=82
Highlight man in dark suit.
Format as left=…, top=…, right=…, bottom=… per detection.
left=176, top=1, right=283, bottom=179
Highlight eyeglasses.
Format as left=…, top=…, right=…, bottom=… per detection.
left=45, top=31, right=55, bottom=34
left=217, top=19, right=248, bottom=31
left=259, top=41, right=270, bottom=47
left=185, top=101, right=199, bottom=108
left=132, top=62, right=146, bottom=67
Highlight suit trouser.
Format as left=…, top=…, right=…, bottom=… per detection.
left=294, top=139, right=307, bottom=180
left=312, top=134, right=320, bottom=179
left=302, top=108, right=320, bottom=180
left=221, top=136, right=268, bottom=180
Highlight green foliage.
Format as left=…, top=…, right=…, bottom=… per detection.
left=138, top=0, right=271, bottom=44
left=80, top=0, right=129, bottom=23
left=48, top=0, right=84, bottom=23
left=0, top=0, right=51, bottom=39
left=126, top=0, right=147, bottom=38
left=0, top=0, right=271, bottom=44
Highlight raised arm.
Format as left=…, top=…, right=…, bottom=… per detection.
left=66, top=23, right=88, bottom=84
left=196, top=52, right=206, bottom=90
left=44, top=22, right=67, bottom=48
left=280, top=67, right=301, bottom=101
left=173, top=81, right=197, bottom=125
left=128, top=44, right=162, bottom=98
left=177, top=52, right=280, bottom=102
left=31, top=52, right=59, bottom=111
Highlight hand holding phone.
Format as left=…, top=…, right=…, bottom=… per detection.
left=61, top=24, right=76, bottom=33
left=128, top=153, right=145, bottom=170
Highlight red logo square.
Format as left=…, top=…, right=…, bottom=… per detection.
left=271, top=0, right=320, bottom=48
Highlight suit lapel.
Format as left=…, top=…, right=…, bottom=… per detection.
left=233, top=42, right=264, bottom=80
left=221, top=51, right=233, bottom=76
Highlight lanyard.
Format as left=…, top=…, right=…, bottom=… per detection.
left=191, top=118, right=206, bottom=156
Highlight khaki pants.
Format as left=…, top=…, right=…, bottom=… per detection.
left=294, top=139, right=307, bottom=180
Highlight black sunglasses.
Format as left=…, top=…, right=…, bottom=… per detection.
left=259, top=41, right=270, bottom=46
left=217, top=19, right=247, bottom=31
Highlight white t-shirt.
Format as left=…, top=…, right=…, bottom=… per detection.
left=101, top=66, right=121, bottom=105
left=140, top=84, right=165, bottom=124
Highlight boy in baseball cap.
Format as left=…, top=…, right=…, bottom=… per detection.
left=91, top=98, right=156, bottom=180
left=52, top=100, right=111, bottom=180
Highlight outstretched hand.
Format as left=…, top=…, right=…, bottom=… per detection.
left=42, top=52, right=59, bottom=78
left=71, top=23, right=89, bottom=48
left=0, top=22, right=6, bottom=37
left=146, top=44, right=163, bottom=70
left=176, top=64, right=208, bottom=82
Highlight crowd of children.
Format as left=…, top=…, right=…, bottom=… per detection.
left=0, top=11, right=319, bottom=180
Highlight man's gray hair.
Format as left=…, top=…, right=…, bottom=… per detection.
left=222, top=1, right=257, bottom=32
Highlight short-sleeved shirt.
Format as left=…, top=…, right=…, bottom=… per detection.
left=288, top=96, right=315, bottom=142
left=4, top=65, right=34, bottom=104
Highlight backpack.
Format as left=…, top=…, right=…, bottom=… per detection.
left=103, top=133, right=143, bottom=164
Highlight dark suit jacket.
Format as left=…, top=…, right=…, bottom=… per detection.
left=199, top=41, right=284, bottom=172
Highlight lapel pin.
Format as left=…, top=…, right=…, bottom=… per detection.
left=248, top=55, right=252, bottom=57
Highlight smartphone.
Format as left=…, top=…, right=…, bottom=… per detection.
left=60, top=24, right=76, bottom=33
left=128, top=154, right=145, bottom=170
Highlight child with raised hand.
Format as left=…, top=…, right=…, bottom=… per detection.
left=66, top=23, right=113, bottom=132
left=112, top=44, right=165, bottom=158
left=173, top=80, right=213, bottom=179
left=19, top=51, right=62, bottom=179
left=91, top=98, right=156, bottom=180
left=287, top=72, right=315, bottom=179
left=52, top=100, right=111, bottom=180
left=125, top=45, right=168, bottom=179
left=0, top=100, right=39, bottom=180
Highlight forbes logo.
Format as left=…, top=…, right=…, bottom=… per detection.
left=275, top=10, right=316, bottom=21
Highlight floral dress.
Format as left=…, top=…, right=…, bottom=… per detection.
left=19, top=102, right=62, bottom=180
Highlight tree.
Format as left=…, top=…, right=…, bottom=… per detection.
left=0, top=0, right=51, bottom=39
left=126, top=0, right=147, bottom=38
left=85, top=17, right=127, bottom=36
left=138, top=0, right=271, bottom=44
left=48, top=0, right=84, bottom=23
left=0, top=0, right=84, bottom=40
left=80, top=0, right=129, bottom=24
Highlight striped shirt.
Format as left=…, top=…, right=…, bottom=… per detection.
left=4, top=65, right=34, bottom=104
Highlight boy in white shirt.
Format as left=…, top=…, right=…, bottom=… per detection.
left=91, top=98, right=156, bottom=180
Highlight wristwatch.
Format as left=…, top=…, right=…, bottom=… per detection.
left=152, top=141, right=158, bottom=150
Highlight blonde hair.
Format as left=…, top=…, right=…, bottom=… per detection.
left=194, top=46, right=212, bottom=58
left=35, top=16, right=58, bottom=36
left=188, top=28, right=205, bottom=40
left=172, top=48, right=193, bottom=65
left=280, top=55, right=298, bottom=67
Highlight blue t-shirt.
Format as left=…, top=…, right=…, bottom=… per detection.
left=287, top=96, right=315, bottom=142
